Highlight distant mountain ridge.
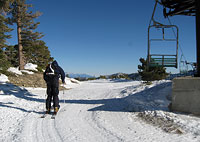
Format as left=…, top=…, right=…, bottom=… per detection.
left=66, top=72, right=140, bottom=80
left=66, top=73, right=95, bottom=78
left=106, top=72, right=140, bottom=80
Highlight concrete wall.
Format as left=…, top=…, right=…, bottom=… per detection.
left=172, top=77, right=200, bottom=115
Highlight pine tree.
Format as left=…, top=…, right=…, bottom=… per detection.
left=7, top=0, right=52, bottom=70
left=20, top=5, right=43, bottom=49
left=18, top=5, right=50, bottom=68
left=8, top=0, right=27, bottom=70
left=5, top=44, right=18, bottom=67
left=0, top=0, right=15, bottom=12
left=138, top=58, right=168, bottom=81
left=0, top=14, right=13, bottom=70
left=25, top=40, right=53, bottom=69
left=18, top=2, right=53, bottom=69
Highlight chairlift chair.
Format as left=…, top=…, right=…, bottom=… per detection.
left=147, top=24, right=179, bottom=68
left=147, top=0, right=179, bottom=68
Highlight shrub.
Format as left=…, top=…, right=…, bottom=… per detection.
left=0, top=70, right=16, bottom=77
left=99, top=75, right=107, bottom=79
left=138, top=58, right=168, bottom=81
left=37, top=66, right=44, bottom=72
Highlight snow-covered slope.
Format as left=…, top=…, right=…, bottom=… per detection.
left=0, top=80, right=200, bottom=142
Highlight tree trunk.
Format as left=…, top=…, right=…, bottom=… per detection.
left=17, top=6, right=24, bottom=70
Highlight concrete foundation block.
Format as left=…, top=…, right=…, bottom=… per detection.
left=172, top=77, right=200, bottom=115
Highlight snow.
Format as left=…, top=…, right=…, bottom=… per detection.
left=62, top=77, right=81, bottom=89
left=24, top=63, right=38, bottom=71
left=7, top=67, right=23, bottom=75
left=1, top=79, right=200, bottom=141
left=21, top=70, right=34, bottom=74
left=0, top=74, right=9, bottom=83
left=7, top=63, right=37, bottom=75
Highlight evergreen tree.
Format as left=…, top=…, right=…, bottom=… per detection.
left=5, top=44, right=18, bottom=67
left=7, top=0, right=53, bottom=69
left=25, top=40, right=53, bottom=69
left=0, top=0, right=15, bottom=12
left=8, top=0, right=27, bottom=70
left=0, top=14, right=13, bottom=70
left=20, top=4, right=43, bottom=51
left=138, top=58, right=168, bottom=81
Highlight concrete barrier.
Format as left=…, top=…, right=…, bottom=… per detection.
left=172, top=77, right=200, bottom=115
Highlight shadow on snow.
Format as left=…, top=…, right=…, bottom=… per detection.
left=0, top=81, right=172, bottom=114
left=0, top=83, right=65, bottom=114
left=66, top=82, right=172, bottom=112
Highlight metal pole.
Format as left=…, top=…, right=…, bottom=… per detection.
left=149, top=1, right=158, bottom=26
left=147, top=26, right=151, bottom=67
left=196, top=0, right=200, bottom=76
left=176, top=26, right=179, bottom=69
left=44, top=92, right=47, bottom=112
left=62, top=83, right=65, bottom=104
left=63, top=89, right=65, bottom=104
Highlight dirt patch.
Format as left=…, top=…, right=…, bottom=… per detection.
left=138, top=111, right=184, bottom=134
left=8, top=73, right=66, bottom=90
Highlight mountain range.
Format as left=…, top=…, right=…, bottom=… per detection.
left=66, top=73, right=95, bottom=78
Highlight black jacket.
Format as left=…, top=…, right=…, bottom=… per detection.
left=43, top=60, right=65, bottom=84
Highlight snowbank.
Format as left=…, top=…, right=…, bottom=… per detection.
left=62, top=77, right=81, bottom=89
left=7, top=67, right=23, bottom=75
left=70, top=78, right=81, bottom=84
left=7, top=63, right=38, bottom=75
left=0, top=74, right=9, bottom=83
left=120, top=80, right=200, bottom=136
left=21, top=70, right=34, bottom=75
left=24, top=63, right=38, bottom=71
left=7, top=67, right=34, bottom=75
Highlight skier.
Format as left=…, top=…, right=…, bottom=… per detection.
left=43, top=60, right=65, bottom=115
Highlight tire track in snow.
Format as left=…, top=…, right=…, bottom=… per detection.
left=19, top=112, right=63, bottom=142
left=56, top=86, right=126, bottom=142
left=90, top=111, right=124, bottom=141
left=37, top=119, right=46, bottom=142
left=47, top=119, right=63, bottom=142
left=52, top=118, right=63, bottom=141
left=84, top=89, right=125, bottom=141
left=26, top=118, right=39, bottom=142
left=35, top=116, right=63, bottom=142
left=19, top=115, right=43, bottom=142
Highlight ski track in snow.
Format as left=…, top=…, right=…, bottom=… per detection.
left=1, top=80, right=200, bottom=142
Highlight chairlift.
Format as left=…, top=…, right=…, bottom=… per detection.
left=179, top=54, right=188, bottom=74
left=179, top=53, right=197, bottom=76
left=147, top=0, right=178, bottom=68
left=147, top=24, right=179, bottom=68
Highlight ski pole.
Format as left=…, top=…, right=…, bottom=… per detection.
left=44, top=91, right=47, bottom=112
left=63, top=86, right=65, bottom=104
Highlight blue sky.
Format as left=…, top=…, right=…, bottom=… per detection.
left=8, top=0, right=196, bottom=76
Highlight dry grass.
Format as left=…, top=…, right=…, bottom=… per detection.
left=8, top=73, right=66, bottom=90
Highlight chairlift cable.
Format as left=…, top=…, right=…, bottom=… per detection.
left=148, top=0, right=158, bottom=27
left=167, top=17, right=188, bottom=62
left=147, top=0, right=178, bottom=68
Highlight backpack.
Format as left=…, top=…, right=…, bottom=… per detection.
left=44, top=63, right=60, bottom=83
left=46, top=64, right=56, bottom=75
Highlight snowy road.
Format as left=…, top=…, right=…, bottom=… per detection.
left=1, top=80, right=200, bottom=142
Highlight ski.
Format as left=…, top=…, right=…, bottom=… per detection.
left=51, top=107, right=59, bottom=119
left=41, top=112, right=51, bottom=118
left=51, top=114, right=56, bottom=119
left=41, top=113, right=48, bottom=118
left=41, top=113, right=56, bottom=119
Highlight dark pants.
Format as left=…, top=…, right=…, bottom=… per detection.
left=46, top=83, right=59, bottom=110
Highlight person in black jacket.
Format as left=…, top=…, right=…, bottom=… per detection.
left=43, top=60, right=65, bottom=114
